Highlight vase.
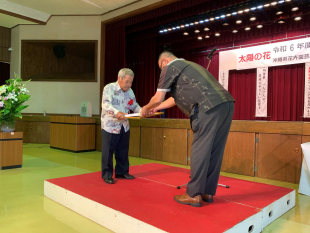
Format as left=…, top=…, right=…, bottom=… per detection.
left=1, top=122, right=15, bottom=132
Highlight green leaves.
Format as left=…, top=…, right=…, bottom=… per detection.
left=0, top=76, right=31, bottom=125
left=4, top=109, right=9, bottom=115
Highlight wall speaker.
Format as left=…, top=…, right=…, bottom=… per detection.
left=80, top=101, right=92, bottom=117
left=53, top=45, right=66, bottom=59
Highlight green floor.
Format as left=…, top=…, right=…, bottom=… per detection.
left=0, top=144, right=309, bottom=233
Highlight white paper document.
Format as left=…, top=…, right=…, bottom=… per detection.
left=124, top=113, right=141, bottom=117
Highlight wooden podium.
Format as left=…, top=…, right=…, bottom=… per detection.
left=50, top=116, right=96, bottom=152
left=0, top=132, right=23, bottom=170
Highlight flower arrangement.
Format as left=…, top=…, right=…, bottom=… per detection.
left=0, top=74, right=30, bottom=128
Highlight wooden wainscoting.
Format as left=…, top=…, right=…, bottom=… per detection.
left=95, top=125, right=141, bottom=158
left=15, top=121, right=50, bottom=143
left=141, top=127, right=187, bottom=165
left=256, top=133, right=302, bottom=184
left=187, top=131, right=256, bottom=176
left=221, top=132, right=256, bottom=177
left=128, top=127, right=141, bottom=157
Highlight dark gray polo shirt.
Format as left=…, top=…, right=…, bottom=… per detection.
left=157, top=59, right=235, bottom=117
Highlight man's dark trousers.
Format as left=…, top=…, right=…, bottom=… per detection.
left=186, top=101, right=234, bottom=197
left=101, top=126, right=130, bottom=179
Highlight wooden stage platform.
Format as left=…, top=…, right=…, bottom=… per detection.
left=44, top=163, right=295, bottom=233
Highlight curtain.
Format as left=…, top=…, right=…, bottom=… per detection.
left=104, top=0, right=310, bottom=121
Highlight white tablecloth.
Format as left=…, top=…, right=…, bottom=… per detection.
left=299, top=142, right=310, bottom=196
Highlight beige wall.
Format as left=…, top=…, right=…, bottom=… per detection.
left=10, top=16, right=101, bottom=115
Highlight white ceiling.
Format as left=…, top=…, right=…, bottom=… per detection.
left=0, top=13, right=37, bottom=28
left=1, top=0, right=149, bottom=28
left=6, top=0, right=137, bottom=15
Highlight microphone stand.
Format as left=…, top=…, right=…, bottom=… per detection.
left=206, top=54, right=213, bottom=70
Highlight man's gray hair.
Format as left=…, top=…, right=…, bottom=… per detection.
left=118, top=68, right=134, bottom=79
left=158, top=51, right=177, bottom=61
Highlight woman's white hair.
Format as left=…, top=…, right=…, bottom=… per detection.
left=118, top=68, right=134, bottom=80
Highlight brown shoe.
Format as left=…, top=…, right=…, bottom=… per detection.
left=202, top=194, right=213, bottom=203
left=174, top=193, right=202, bottom=207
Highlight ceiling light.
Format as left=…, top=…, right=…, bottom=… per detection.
left=176, top=26, right=180, bottom=29
left=210, top=18, right=215, bottom=21
left=204, top=19, right=209, bottom=22
left=164, top=29, right=168, bottom=32
left=195, top=29, right=200, bottom=33
left=250, top=7, right=256, bottom=10
left=276, top=8, right=283, bottom=15
left=205, top=35, right=210, bottom=38
left=185, top=24, right=189, bottom=27
left=190, top=23, right=194, bottom=26
left=226, top=13, right=232, bottom=17
left=238, top=10, right=244, bottom=14
left=184, top=32, right=189, bottom=35
left=236, top=20, right=242, bottom=24
left=278, top=0, right=285, bottom=3
left=244, top=9, right=250, bottom=12
left=285, top=0, right=291, bottom=2
left=271, top=2, right=278, bottom=5
left=181, top=25, right=185, bottom=28
left=232, top=30, right=238, bottom=33
left=294, top=16, right=302, bottom=21
left=168, top=28, right=171, bottom=31
left=172, top=27, right=176, bottom=30
left=257, top=5, right=263, bottom=9
left=194, top=21, right=199, bottom=25
left=199, top=20, right=204, bottom=24
left=215, top=33, right=220, bottom=36
left=215, top=16, right=220, bottom=19
left=221, top=15, right=226, bottom=18
left=232, top=12, right=237, bottom=15
left=291, top=6, right=299, bottom=11
left=204, top=27, right=210, bottom=31
left=264, top=4, right=270, bottom=7
left=245, top=27, right=251, bottom=31
left=278, top=20, right=285, bottom=24
left=223, top=23, right=229, bottom=26
left=250, top=16, right=256, bottom=21
left=198, top=36, right=203, bottom=40
left=159, top=30, right=163, bottom=33
left=257, top=25, right=263, bottom=28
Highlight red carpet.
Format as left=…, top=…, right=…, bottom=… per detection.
left=47, top=163, right=294, bottom=233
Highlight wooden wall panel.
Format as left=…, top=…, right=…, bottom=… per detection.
left=187, top=130, right=193, bottom=165
left=50, top=124, right=76, bottom=151
left=221, top=132, right=256, bottom=176
left=15, top=121, right=29, bottom=143
left=163, top=128, right=187, bottom=165
left=96, top=125, right=102, bottom=152
left=128, top=127, right=140, bottom=157
left=21, top=41, right=97, bottom=82
left=76, top=125, right=96, bottom=151
left=153, top=128, right=163, bottom=161
left=27, top=122, right=50, bottom=143
left=0, top=132, right=23, bottom=169
left=141, top=127, right=155, bottom=159
left=15, top=121, right=49, bottom=143
left=0, top=141, right=23, bottom=167
left=256, top=133, right=302, bottom=183
left=0, top=26, right=11, bottom=62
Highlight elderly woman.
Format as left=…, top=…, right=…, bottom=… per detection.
left=101, top=68, right=141, bottom=184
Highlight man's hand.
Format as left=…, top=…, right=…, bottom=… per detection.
left=150, top=107, right=160, bottom=114
left=116, top=112, right=126, bottom=120
left=141, top=106, right=150, bottom=117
